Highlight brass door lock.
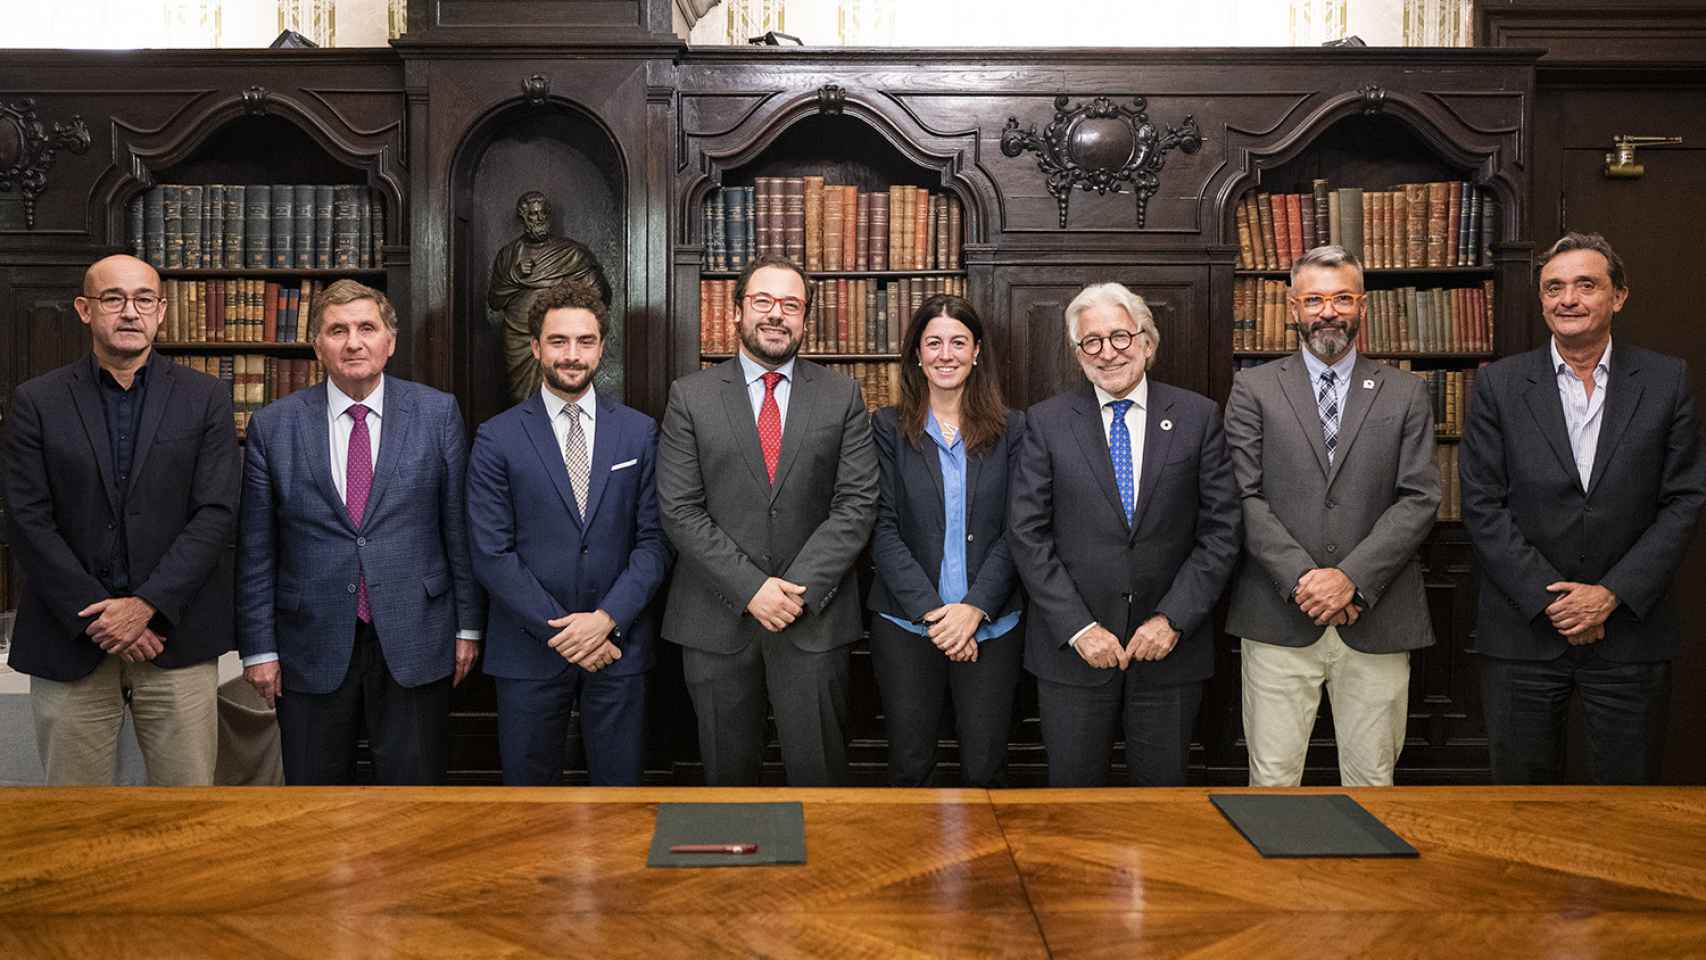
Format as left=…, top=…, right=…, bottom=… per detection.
left=1605, top=135, right=1683, bottom=179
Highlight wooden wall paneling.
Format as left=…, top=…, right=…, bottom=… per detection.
left=1479, top=0, right=1706, bottom=64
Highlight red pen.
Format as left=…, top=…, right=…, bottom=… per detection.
left=670, top=843, right=759, bottom=854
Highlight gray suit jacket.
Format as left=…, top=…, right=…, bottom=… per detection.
left=1224, top=353, right=1440, bottom=652
left=658, top=357, right=878, bottom=654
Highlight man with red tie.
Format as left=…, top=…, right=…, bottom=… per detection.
left=238, top=280, right=484, bottom=785
left=658, top=255, right=879, bottom=786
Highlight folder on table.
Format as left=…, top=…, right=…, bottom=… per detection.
left=647, top=801, right=806, bottom=867
left=1210, top=794, right=1419, bottom=858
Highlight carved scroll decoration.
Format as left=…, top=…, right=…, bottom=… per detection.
left=1000, top=95, right=1202, bottom=228
left=0, top=99, right=93, bottom=230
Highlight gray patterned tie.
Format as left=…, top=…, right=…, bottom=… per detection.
left=563, top=404, right=589, bottom=521
left=1318, top=369, right=1340, bottom=465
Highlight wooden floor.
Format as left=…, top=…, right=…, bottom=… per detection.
left=2, top=786, right=1704, bottom=958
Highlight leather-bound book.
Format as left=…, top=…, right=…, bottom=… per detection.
left=1425, top=181, right=1450, bottom=267
left=783, top=177, right=805, bottom=262
left=314, top=186, right=334, bottom=269
left=842, top=186, right=859, bottom=274
left=205, top=185, right=224, bottom=268
left=224, top=185, right=245, bottom=269
left=803, top=176, right=825, bottom=271
left=854, top=190, right=870, bottom=271
left=1255, top=193, right=1277, bottom=270
left=822, top=183, right=843, bottom=271
left=270, top=184, right=293, bottom=269
left=1311, top=179, right=1332, bottom=247
left=869, top=191, right=889, bottom=271
left=946, top=195, right=962, bottom=269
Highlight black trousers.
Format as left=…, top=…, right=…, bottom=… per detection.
left=1036, top=672, right=1202, bottom=787
left=1481, top=646, right=1671, bottom=785
left=494, top=669, right=649, bottom=786
left=682, top=632, right=850, bottom=787
left=276, top=621, right=450, bottom=785
left=868, top=616, right=1022, bottom=787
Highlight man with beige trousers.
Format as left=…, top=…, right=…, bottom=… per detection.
left=1224, top=245, right=1441, bottom=786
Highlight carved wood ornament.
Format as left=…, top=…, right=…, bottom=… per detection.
left=1001, top=95, right=1202, bottom=228
left=0, top=99, right=92, bottom=229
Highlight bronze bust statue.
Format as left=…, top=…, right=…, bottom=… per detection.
left=486, top=190, right=612, bottom=403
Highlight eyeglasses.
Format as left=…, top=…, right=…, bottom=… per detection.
left=1073, top=330, right=1139, bottom=356
left=85, top=293, right=162, bottom=313
left=1289, top=293, right=1365, bottom=314
left=743, top=293, right=807, bottom=318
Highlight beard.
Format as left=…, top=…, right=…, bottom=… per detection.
left=1305, top=318, right=1356, bottom=359
left=543, top=360, right=594, bottom=395
left=738, top=317, right=802, bottom=364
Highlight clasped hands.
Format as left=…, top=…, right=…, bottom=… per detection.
left=1295, top=568, right=1360, bottom=627
left=547, top=609, right=621, bottom=671
left=747, top=576, right=807, bottom=633
left=921, top=603, right=986, bottom=663
left=1545, top=581, right=1616, bottom=646
left=1075, top=614, right=1179, bottom=671
left=79, top=596, right=163, bottom=663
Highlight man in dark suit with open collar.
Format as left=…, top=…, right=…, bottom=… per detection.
left=238, top=279, right=485, bottom=785
left=1462, top=232, right=1706, bottom=784
left=467, top=279, right=671, bottom=786
left=1009, top=282, right=1242, bottom=787
left=658, top=254, right=879, bottom=786
left=4, top=254, right=239, bottom=785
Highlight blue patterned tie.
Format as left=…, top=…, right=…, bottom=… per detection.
left=1318, top=370, right=1340, bottom=465
left=1107, top=399, right=1136, bottom=524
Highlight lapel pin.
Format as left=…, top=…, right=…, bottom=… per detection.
left=1362, top=379, right=1375, bottom=389
left=1160, top=419, right=1174, bottom=431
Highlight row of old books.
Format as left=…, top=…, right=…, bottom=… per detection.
left=166, top=354, right=324, bottom=435
left=1233, top=278, right=1494, bottom=354
left=159, top=278, right=323, bottom=345
left=698, top=275, right=966, bottom=356
left=127, top=184, right=385, bottom=271
left=701, top=181, right=963, bottom=273
left=694, top=359, right=901, bottom=411
left=1388, top=362, right=1481, bottom=436
left=1235, top=181, right=1497, bottom=271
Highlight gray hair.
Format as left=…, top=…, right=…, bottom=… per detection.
left=1064, top=282, right=1160, bottom=370
left=1539, top=232, right=1627, bottom=290
left=1290, top=244, right=1365, bottom=288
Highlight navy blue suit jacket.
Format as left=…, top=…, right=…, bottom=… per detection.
left=237, top=376, right=485, bottom=693
left=466, top=390, right=672, bottom=680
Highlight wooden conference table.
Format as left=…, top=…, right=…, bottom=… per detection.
left=2, top=786, right=1704, bottom=958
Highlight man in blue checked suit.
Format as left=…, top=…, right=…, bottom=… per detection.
left=466, top=279, right=672, bottom=786
left=238, top=280, right=485, bottom=785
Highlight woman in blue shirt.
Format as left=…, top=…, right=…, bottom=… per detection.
left=867, top=295, right=1025, bottom=787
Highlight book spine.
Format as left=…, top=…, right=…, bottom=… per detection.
left=803, top=176, right=825, bottom=272
left=357, top=189, right=372, bottom=269
left=728, top=187, right=750, bottom=271
left=1255, top=193, right=1277, bottom=271
left=127, top=194, right=146, bottom=260
left=1426, top=181, right=1450, bottom=267
left=292, top=185, right=315, bottom=269
left=332, top=186, right=360, bottom=269
left=1310, top=179, right=1332, bottom=247
left=708, top=190, right=725, bottom=271
left=912, top=188, right=929, bottom=271
left=205, top=185, right=224, bottom=269
left=144, top=187, right=166, bottom=268
left=854, top=191, right=871, bottom=272
left=221, top=185, right=243, bottom=269
left=1340, top=188, right=1364, bottom=264
left=947, top=196, right=962, bottom=270
left=270, top=184, right=293, bottom=269
left=314, top=186, right=334, bottom=270
left=1326, top=190, right=1341, bottom=249
left=869, top=192, right=889, bottom=272
left=1295, top=194, right=1314, bottom=261
left=784, top=177, right=806, bottom=263
left=1446, top=181, right=1463, bottom=267
left=768, top=178, right=786, bottom=262
left=370, top=191, right=384, bottom=269
left=162, top=185, right=184, bottom=269
left=183, top=185, right=204, bottom=270
left=1285, top=193, right=1305, bottom=268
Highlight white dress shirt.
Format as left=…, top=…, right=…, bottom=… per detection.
left=1070, top=376, right=1151, bottom=648
left=541, top=382, right=598, bottom=465
left=1552, top=337, right=1611, bottom=491
left=737, top=349, right=796, bottom=428
left=1300, top=346, right=1357, bottom=433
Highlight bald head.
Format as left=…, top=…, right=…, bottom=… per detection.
left=83, top=254, right=161, bottom=298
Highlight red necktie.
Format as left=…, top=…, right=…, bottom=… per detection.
left=758, top=371, right=783, bottom=484
left=346, top=403, right=373, bottom=623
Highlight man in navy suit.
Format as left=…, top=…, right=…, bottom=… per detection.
left=466, top=279, right=671, bottom=786
left=1462, top=232, right=1706, bottom=783
left=238, top=279, right=485, bottom=785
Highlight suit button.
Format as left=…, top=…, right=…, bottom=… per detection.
left=347, top=584, right=357, bottom=594
left=769, top=509, right=778, bottom=519
left=356, top=537, right=366, bottom=547
left=107, top=522, right=117, bottom=531
left=967, top=533, right=975, bottom=542
left=1326, top=544, right=1337, bottom=554
left=581, top=545, right=590, bottom=555
left=1325, top=499, right=1337, bottom=509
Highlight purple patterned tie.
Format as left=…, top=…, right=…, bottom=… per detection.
left=346, top=403, right=373, bottom=623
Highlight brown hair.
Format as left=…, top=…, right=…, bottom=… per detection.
left=898, top=294, right=1008, bottom=456
left=1539, top=232, right=1628, bottom=290
left=528, top=278, right=610, bottom=340
left=311, top=279, right=398, bottom=339
left=732, top=253, right=815, bottom=314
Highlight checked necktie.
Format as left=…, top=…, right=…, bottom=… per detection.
left=1318, top=369, right=1340, bottom=465
left=562, top=403, right=590, bottom=521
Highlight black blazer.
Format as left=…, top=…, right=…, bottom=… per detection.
left=1461, top=343, right=1706, bottom=662
left=866, top=406, right=1024, bottom=623
left=3, top=351, right=240, bottom=681
left=1008, top=381, right=1242, bottom=688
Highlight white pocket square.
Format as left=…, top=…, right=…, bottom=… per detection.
left=611, top=458, right=639, bottom=471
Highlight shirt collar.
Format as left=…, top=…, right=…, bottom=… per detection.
left=95, top=358, right=148, bottom=392
left=1093, top=376, right=1149, bottom=412
left=1551, top=336, right=1612, bottom=377
left=1301, top=347, right=1358, bottom=385
left=542, top=383, right=598, bottom=423
left=923, top=408, right=960, bottom=450
left=327, top=375, right=385, bottom=421
left=738, top=349, right=796, bottom=387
